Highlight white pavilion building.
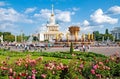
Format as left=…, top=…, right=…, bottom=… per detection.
left=111, top=27, right=120, bottom=40
left=39, top=5, right=62, bottom=41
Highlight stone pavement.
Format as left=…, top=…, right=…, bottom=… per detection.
left=89, top=47, right=120, bottom=56
left=43, top=47, right=120, bottom=56
left=2, top=46, right=120, bottom=56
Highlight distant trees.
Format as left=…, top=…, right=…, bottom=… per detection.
left=0, top=32, right=14, bottom=42
left=33, top=36, right=39, bottom=41
left=93, top=29, right=113, bottom=41
left=105, top=29, right=109, bottom=35
left=93, top=31, right=102, bottom=41
left=0, top=32, right=29, bottom=42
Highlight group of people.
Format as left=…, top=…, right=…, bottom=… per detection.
left=82, top=45, right=90, bottom=52
left=74, top=44, right=90, bottom=52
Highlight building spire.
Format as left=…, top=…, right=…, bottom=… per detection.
left=48, top=4, right=55, bottom=25
left=52, top=4, right=54, bottom=15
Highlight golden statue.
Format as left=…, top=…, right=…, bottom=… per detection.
left=59, top=33, right=63, bottom=41
left=88, top=33, right=90, bottom=40
left=82, top=33, right=85, bottom=41
left=69, top=26, right=80, bottom=41
left=56, top=34, right=58, bottom=41
left=91, top=33, right=94, bottom=41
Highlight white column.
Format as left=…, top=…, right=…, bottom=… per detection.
left=1, top=35, right=3, bottom=43
left=113, top=35, right=115, bottom=42
left=102, top=36, right=104, bottom=42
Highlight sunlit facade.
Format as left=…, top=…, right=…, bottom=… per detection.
left=111, top=27, right=120, bottom=40
left=39, top=5, right=62, bottom=41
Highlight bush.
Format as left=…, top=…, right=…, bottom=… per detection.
left=70, top=42, right=73, bottom=54
left=0, top=49, right=120, bottom=78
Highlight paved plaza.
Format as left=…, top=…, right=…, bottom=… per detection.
left=42, top=47, right=120, bottom=56
left=1, top=45, right=120, bottom=56
left=89, top=47, right=120, bottom=56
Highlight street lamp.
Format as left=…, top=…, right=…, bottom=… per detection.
left=21, top=30, right=23, bottom=43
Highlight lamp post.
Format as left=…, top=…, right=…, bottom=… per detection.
left=15, top=35, right=17, bottom=43
left=21, top=30, right=23, bottom=43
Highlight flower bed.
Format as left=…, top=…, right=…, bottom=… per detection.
left=0, top=50, right=120, bottom=79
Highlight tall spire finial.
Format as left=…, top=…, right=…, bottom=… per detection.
left=52, top=4, right=54, bottom=14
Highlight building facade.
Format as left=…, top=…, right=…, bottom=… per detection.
left=39, top=5, right=62, bottom=41
left=111, top=27, right=120, bottom=40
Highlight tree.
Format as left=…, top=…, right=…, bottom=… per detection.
left=108, top=34, right=113, bottom=41
left=3, top=32, right=11, bottom=36
left=70, top=42, right=73, bottom=54
left=0, top=32, right=3, bottom=36
left=24, top=36, right=29, bottom=42
left=93, top=31, right=100, bottom=41
left=4, top=35, right=14, bottom=42
left=33, top=36, right=39, bottom=41
left=105, top=29, right=109, bottom=35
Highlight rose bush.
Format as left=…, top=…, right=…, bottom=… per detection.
left=0, top=50, right=120, bottom=79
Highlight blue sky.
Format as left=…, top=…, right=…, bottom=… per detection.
left=0, top=0, right=120, bottom=35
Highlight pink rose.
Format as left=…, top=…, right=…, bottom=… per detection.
left=93, top=64, right=99, bottom=70
left=41, top=74, right=46, bottom=78
left=91, top=69, right=95, bottom=74
left=79, top=64, right=84, bottom=69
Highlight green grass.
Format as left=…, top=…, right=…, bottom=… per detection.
left=0, top=55, right=70, bottom=64
left=0, top=49, right=108, bottom=66
left=0, top=49, right=107, bottom=65
left=0, top=49, right=120, bottom=78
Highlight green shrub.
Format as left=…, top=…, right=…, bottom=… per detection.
left=0, top=49, right=120, bottom=78
left=70, top=42, right=73, bottom=54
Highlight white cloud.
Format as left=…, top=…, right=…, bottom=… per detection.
left=81, top=26, right=93, bottom=33
left=80, top=25, right=104, bottom=34
left=70, top=22, right=80, bottom=26
left=25, top=7, right=37, bottom=14
left=72, top=7, right=79, bottom=11
left=56, top=10, right=71, bottom=22
left=0, top=7, right=34, bottom=32
left=0, top=23, right=13, bottom=30
left=0, top=8, right=33, bottom=23
left=0, top=22, right=18, bottom=33
left=34, top=9, right=74, bottom=22
left=36, top=24, right=47, bottom=33
left=90, top=9, right=118, bottom=24
left=0, top=1, right=6, bottom=6
left=71, top=12, right=75, bottom=15
left=34, top=9, right=51, bottom=20
left=108, top=6, right=120, bottom=14
left=83, top=20, right=90, bottom=26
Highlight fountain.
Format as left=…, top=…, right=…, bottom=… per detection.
left=107, top=37, right=110, bottom=44
left=53, top=26, right=94, bottom=46
left=69, top=26, right=80, bottom=42
left=27, top=35, right=33, bottom=44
